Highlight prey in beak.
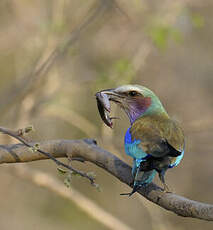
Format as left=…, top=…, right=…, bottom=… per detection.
left=95, top=89, right=121, bottom=128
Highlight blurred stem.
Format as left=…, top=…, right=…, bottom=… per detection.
left=11, top=164, right=133, bottom=230
left=43, top=104, right=98, bottom=137
left=0, top=0, right=113, bottom=116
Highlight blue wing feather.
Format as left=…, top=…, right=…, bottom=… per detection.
left=125, top=127, right=155, bottom=186
left=124, top=127, right=148, bottom=159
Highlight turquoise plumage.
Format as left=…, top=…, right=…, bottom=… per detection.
left=96, top=84, right=185, bottom=196
left=124, top=127, right=157, bottom=189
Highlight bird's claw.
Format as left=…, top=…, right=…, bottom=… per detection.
left=120, top=192, right=132, bottom=196
left=120, top=184, right=142, bottom=197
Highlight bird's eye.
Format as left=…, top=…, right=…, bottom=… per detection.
left=128, top=91, right=138, bottom=97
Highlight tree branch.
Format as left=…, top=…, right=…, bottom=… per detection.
left=0, top=127, right=95, bottom=184
left=0, top=138, right=213, bottom=221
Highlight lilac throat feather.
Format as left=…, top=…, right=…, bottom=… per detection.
left=126, top=97, right=151, bottom=124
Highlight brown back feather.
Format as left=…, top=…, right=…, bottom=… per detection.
left=130, top=114, right=184, bottom=157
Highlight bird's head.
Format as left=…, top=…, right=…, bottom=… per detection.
left=99, top=84, right=168, bottom=125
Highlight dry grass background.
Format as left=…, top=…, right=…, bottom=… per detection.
left=0, top=0, right=213, bottom=229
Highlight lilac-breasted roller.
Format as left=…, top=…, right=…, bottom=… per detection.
left=96, top=85, right=185, bottom=196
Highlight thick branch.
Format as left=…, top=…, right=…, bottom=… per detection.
left=0, top=139, right=212, bottom=221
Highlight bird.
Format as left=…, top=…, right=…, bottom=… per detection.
left=97, top=84, right=185, bottom=196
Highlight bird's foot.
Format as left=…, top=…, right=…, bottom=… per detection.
left=120, top=184, right=145, bottom=197
left=120, top=192, right=134, bottom=196
left=120, top=187, right=138, bottom=196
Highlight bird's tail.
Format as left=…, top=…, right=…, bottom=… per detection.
left=120, top=168, right=157, bottom=196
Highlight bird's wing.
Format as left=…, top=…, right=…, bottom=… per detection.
left=124, top=127, right=149, bottom=159
left=130, top=116, right=184, bottom=158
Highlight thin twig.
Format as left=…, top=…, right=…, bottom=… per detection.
left=0, top=127, right=95, bottom=185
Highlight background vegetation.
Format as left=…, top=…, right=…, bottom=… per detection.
left=0, top=0, right=213, bottom=229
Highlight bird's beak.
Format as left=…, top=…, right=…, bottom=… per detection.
left=99, top=88, right=116, bottom=96
left=98, top=88, right=123, bottom=104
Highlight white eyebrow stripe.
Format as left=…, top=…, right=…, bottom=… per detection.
left=115, top=85, right=141, bottom=93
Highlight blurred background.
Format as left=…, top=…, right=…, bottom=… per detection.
left=0, top=0, right=213, bottom=229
